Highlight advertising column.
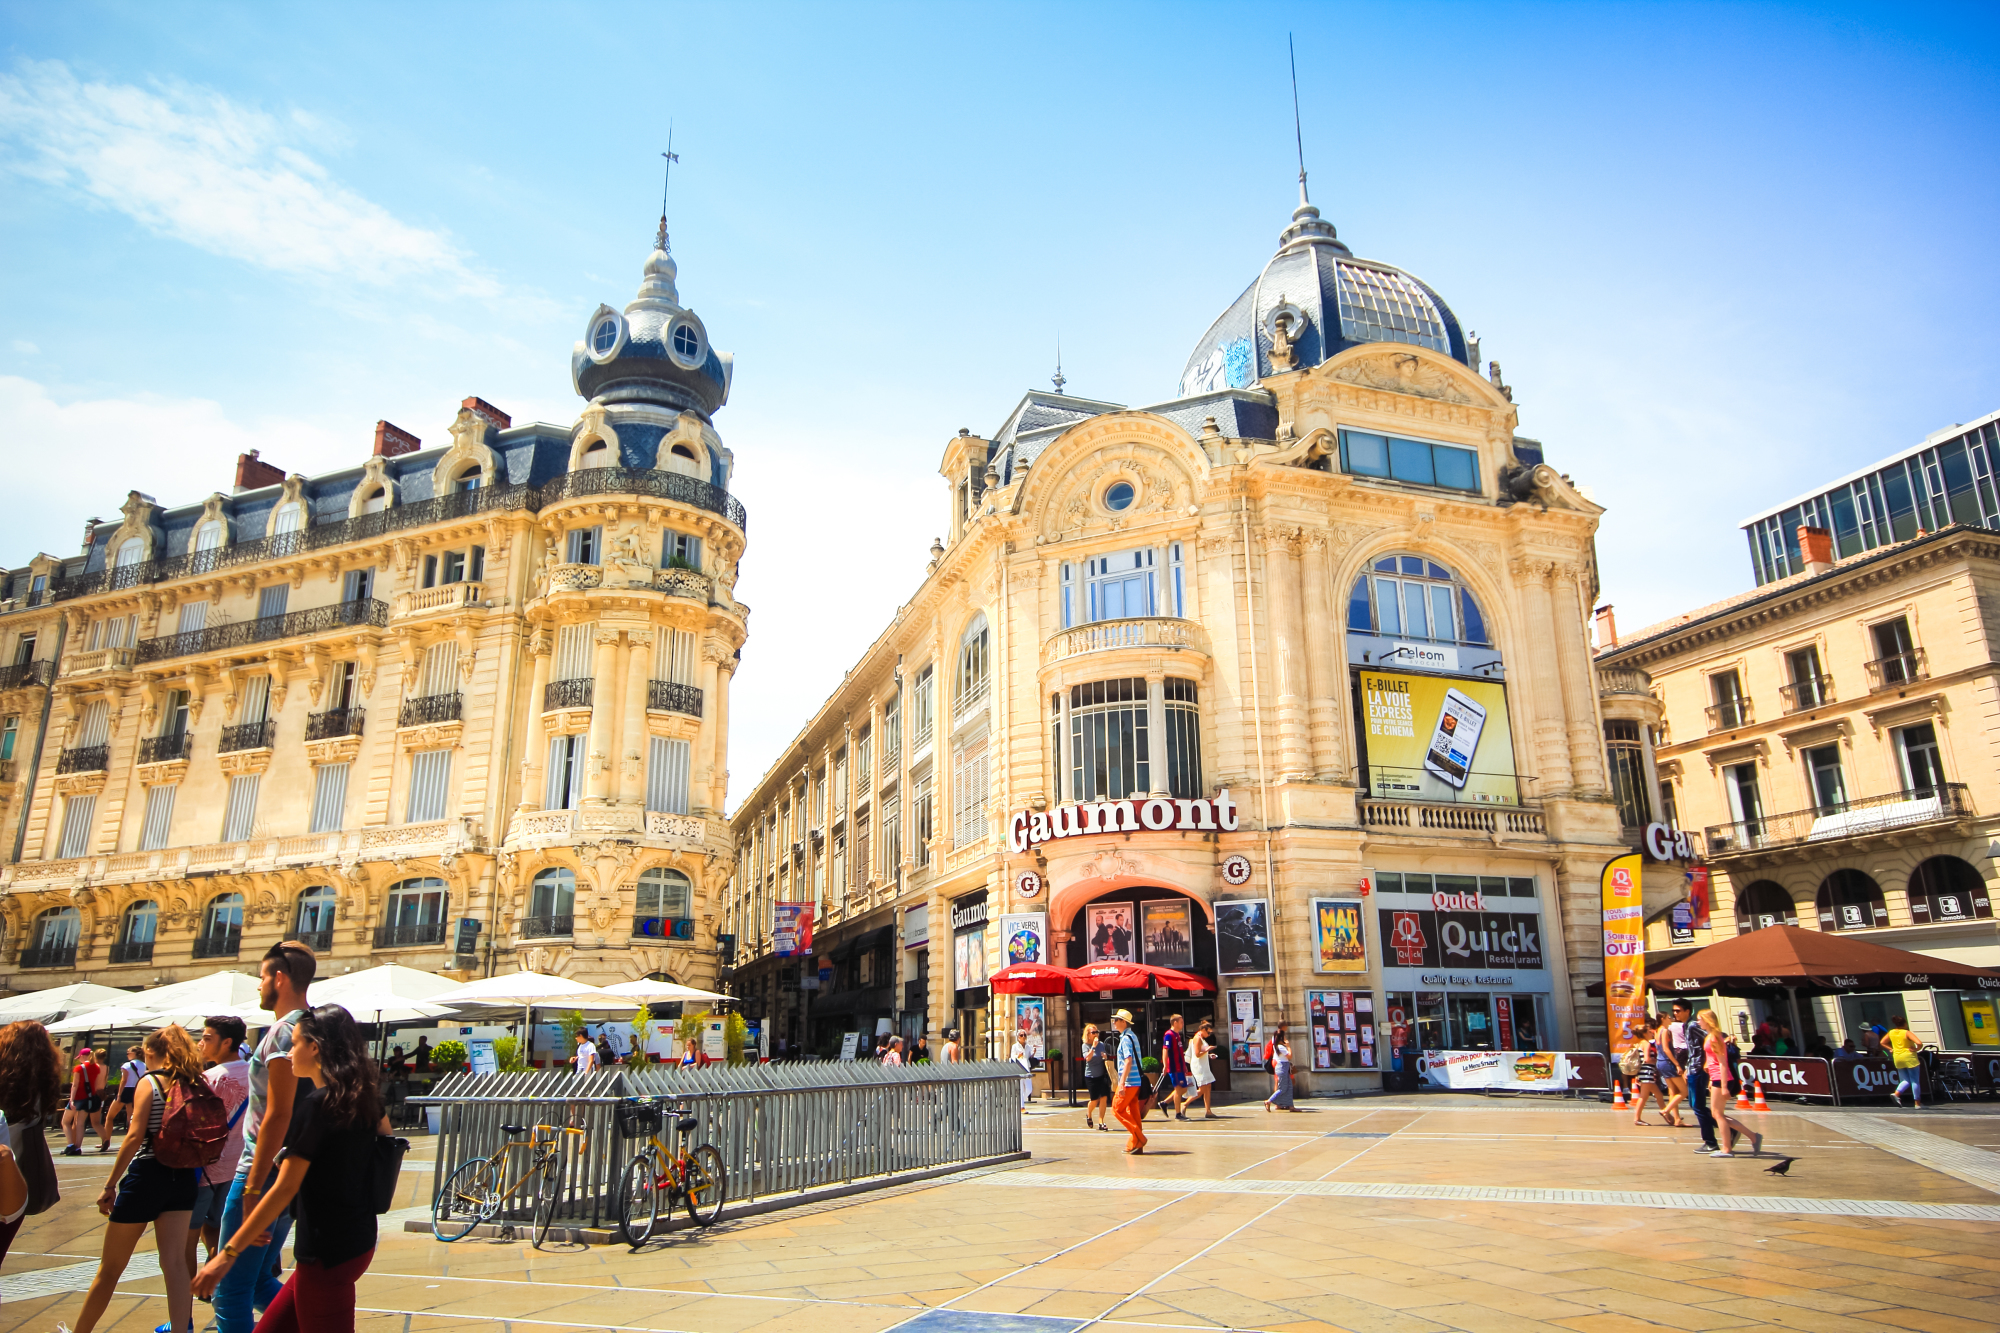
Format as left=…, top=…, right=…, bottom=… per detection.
left=1601, top=852, right=1645, bottom=1057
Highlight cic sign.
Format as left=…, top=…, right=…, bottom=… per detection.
left=1008, top=789, right=1240, bottom=853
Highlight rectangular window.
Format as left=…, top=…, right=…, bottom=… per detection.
left=79, top=699, right=111, bottom=747
left=468, top=546, right=485, bottom=582
left=1658, top=779, right=1679, bottom=828
left=914, top=666, right=935, bottom=747
left=1604, top=719, right=1649, bottom=829
left=1069, top=677, right=1148, bottom=801
left=166, top=690, right=190, bottom=737
left=1896, top=722, right=1945, bottom=796
left=58, top=793, right=96, bottom=858
left=1871, top=617, right=1918, bottom=684
left=342, top=568, right=373, bottom=602
left=914, top=771, right=934, bottom=867
left=555, top=623, right=595, bottom=681
left=309, top=762, right=349, bottom=833
left=177, top=601, right=208, bottom=635
left=1060, top=561, right=1077, bottom=628
left=880, top=793, right=901, bottom=882
left=422, top=554, right=438, bottom=589
left=1724, top=762, right=1763, bottom=843
left=139, top=783, right=177, bottom=851
left=546, top=734, right=584, bottom=810
left=221, top=775, right=260, bottom=842
left=1785, top=645, right=1827, bottom=710
left=240, top=674, right=271, bottom=724
left=664, top=531, right=702, bottom=569
left=15, top=632, right=37, bottom=663
left=831, top=833, right=846, bottom=902
left=407, top=750, right=451, bottom=822
left=257, top=585, right=289, bottom=620
left=833, top=751, right=848, bottom=818
left=656, top=628, right=698, bottom=684
left=441, top=550, right=466, bottom=584
left=0, top=715, right=16, bottom=761
left=952, top=741, right=988, bottom=850
left=1340, top=429, right=1480, bottom=492
left=882, top=692, right=902, bottom=767
left=567, top=526, right=603, bottom=564
left=1168, top=541, right=1185, bottom=617
left=1709, top=670, right=1747, bottom=729
left=87, top=618, right=104, bottom=651
left=1086, top=549, right=1155, bottom=622
left=1163, top=677, right=1202, bottom=798
left=646, top=736, right=691, bottom=814
left=421, top=642, right=459, bottom=698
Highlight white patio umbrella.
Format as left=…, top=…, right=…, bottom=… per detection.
left=45, top=1004, right=166, bottom=1035
left=313, top=964, right=462, bottom=1024
left=130, top=971, right=268, bottom=1022
left=0, top=981, right=135, bottom=1023
left=599, top=978, right=729, bottom=1004
left=425, top=970, right=628, bottom=1069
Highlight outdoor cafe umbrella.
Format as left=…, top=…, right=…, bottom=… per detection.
left=424, top=970, right=629, bottom=1068
left=0, top=981, right=134, bottom=1023
left=598, top=978, right=730, bottom=1004
left=45, top=1004, right=168, bottom=1036
left=312, top=963, right=463, bottom=1024
left=131, top=970, right=266, bottom=1018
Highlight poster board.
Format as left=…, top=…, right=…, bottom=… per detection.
left=1418, top=1049, right=1577, bottom=1091
left=468, top=1039, right=497, bottom=1076
left=1311, top=899, right=1367, bottom=973
left=953, top=928, right=988, bottom=990
left=999, top=913, right=1049, bottom=966
left=1306, top=990, right=1375, bottom=1070
left=1216, top=899, right=1272, bottom=975
left=1015, top=996, right=1046, bottom=1063
left=839, top=1032, right=860, bottom=1061
left=773, top=902, right=814, bottom=957
left=1141, top=900, right=1194, bottom=969
left=1357, top=669, right=1519, bottom=805
left=1084, top=902, right=1136, bottom=963
left=1227, top=987, right=1265, bottom=1070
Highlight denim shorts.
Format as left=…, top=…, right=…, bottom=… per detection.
left=109, top=1155, right=198, bottom=1224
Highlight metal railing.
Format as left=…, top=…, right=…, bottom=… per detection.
left=306, top=707, right=365, bottom=740
left=544, top=677, right=593, bottom=711
left=400, top=692, right=464, bottom=727
left=539, top=465, right=747, bottom=531
left=1866, top=648, right=1928, bottom=690
left=110, top=939, right=154, bottom=964
left=192, top=928, right=242, bottom=960
left=375, top=922, right=448, bottom=949
left=0, top=660, right=55, bottom=690
left=1704, top=782, right=1973, bottom=856
left=1780, top=675, right=1834, bottom=713
left=647, top=679, right=702, bottom=718
left=519, top=914, right=574, bottom=939
left=139, top=733, right=193, bottom=765
left=219, top=720, right=276, bottom=753
left=58, top=745, right=110, bottom=774
left=1705, top=698, right=1752, bottom=731
left=19, top=945, right=77, bottom=969
left=293, top=928, right=334, bottom=953
left=138, top=598, right=389, bottom=664
left=415, top=1062, right=1024, bottom=1231
left=1041, top=615, right=1208, bottom=664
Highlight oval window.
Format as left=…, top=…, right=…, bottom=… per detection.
left=672, top=324, right=700, bottom=359
left=592, top=318, right=619, bottom=354
left=1103, top=481, right=1136, bottom=512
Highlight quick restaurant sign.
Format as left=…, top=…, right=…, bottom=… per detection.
left=1007, top=789, right=1241, bottom=853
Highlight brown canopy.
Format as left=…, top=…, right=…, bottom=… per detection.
left=1647, top=924, right=2000, bottom=997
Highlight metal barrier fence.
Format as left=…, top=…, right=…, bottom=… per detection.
left=414, top=1060, right=1026, bottom=1230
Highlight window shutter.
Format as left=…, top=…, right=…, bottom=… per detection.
left=273, top=505, right=303, bottom=535
left=422, top=642, right=459, bottom=697
left=221, top=775, right=260, bottom=842
left=952, top=742, right=988, bottom=849
left=196, top=522, right=224, bottom=552
left=546, top=734, right=581, bottom=810
left=556, top=623, right=595, bottom=680
left=79, top=700, right=111, bottom=747
left=309, top=763, right=349, bottom=834
left=647, top=736, right=691, bottom=815
left=58, top=794, right=97, bottom=858
left=407, top=750, right=451, bottom=822
left=139, top=784, right=177, bottom=851
left=240, top=674, right=271, bottom=724
left=258, top=585, right=289, bottom=619
left=657, top=629, right=698, bottom=684
left=177, top=601, right=208, bottom=635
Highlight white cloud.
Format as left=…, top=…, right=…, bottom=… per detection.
left=0, top=60, right=494, bottom=294
left=0, top=375, right=345, bottom=560
left=9, top=340, right=36, bottom=355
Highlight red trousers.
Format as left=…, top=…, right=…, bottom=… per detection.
left=1112, top=1087, right=1148, bottom=1152
left=254, top=1248, right=374, bottom=1333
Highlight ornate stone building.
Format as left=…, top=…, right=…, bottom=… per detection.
left=0, top=227, right=746, bottom=997
left=727, top=188, right=1627, bottom=1083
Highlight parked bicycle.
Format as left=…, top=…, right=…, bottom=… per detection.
left=615, top=1096, right=727, bottom=1245
left=432, top=1118, right=589, bottom=1248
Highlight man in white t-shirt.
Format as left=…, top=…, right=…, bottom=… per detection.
left=574, top=1032, right=599, bottom=1076
left=186, top=1016, right=252, bottom=1282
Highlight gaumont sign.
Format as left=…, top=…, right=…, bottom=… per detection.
left=1007, top=789, right=1240, bottom=853
left=1642, top=822, right=1702, bottom=862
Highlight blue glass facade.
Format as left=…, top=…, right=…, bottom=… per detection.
left=1742, top=415, right=2000, bottom=585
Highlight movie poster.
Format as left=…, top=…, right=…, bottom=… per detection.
left=1085, top=903, right=1136, bottom=963
left=999, top=913, right=1048, bottom=966
left=773, top=903, right=814, bottom=958
left=954, top=927, right=988, bottom=991
left=1015, top=996, right=1046, bottom=1063
left=1215, top=899, right=1272, bottom=975
left=1357, top=669, right=1519, bottom=805
left=1140, top=900, right=1194, bottom=969
left=1311, top=899, right=1367, bottom=973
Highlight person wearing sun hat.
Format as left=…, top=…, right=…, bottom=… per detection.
left=1110, top=1011, right=1148, bottom=1155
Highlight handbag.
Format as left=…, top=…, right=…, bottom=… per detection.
left=15, top=1112, right=60, bottom=1216
left=371, top=1134, right=411, bottom=1214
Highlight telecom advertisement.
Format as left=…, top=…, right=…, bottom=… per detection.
left=1357, top=670, right=1519, bottom=805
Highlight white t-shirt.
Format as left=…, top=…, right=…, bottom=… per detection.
left=574, top=1041, right=599, bottom=1074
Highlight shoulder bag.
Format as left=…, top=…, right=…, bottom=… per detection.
left=371, top=1133, right=411, bottom=1213
left=14, top=1111, right=60, bottom=1215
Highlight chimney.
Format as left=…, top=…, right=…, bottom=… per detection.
left=1798, top=525, right=1834, bottom=577
left=234, top=449, right=286, bottom=493
left=1594, top=604, right=1618, bottom=650
left=82, top=517, right=104, bottom=553
left=373, top=420, right=421, bottom=458
left=461, top=397, right=512, bottom=431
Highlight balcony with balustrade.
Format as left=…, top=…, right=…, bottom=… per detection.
left=139, top=598, right=390, bottom=664
left=0, top=660, right=56, bottom=691
left=544, top=677, right=593, bottom=712
left=219, top=720, right=276, bottom=754
left=374, top=922, right=448, bottom=949
left=395, top=580, right=485, bottom=619
left=192, top=927, right=242, bottom=960
left=1780, top=675, right=1835, bottom=714
left=647, top=679, right=703, bottom=719
left=1866, top=648, right=1929, bottom=692
left=139, top=734, right=194, bottom=765
left=399, top=692, right=463, bottom=727
left=18, top=944, right=77, bottom=969
left=1039, top=617, right=1211, bottom=685
left=1705, top=697, right=1753, bottom=732
left=62, top=647, right=137, bottom=680
left=306, top=707, right=365, bottom=741
left=57, top=745, right=109, bottom=775
left=519, top=914, right=574, bottom=940
left=109, top=939, right=154, bottom=964
left=0, top=817, right=481, bottom=892
left=1703, top=782, right=1974, bottom=860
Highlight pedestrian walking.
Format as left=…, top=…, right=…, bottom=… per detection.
left=184, top=1017, right=251, bottom=1287
left=911, top=1035, right=930, bottom=1064
left=1883, top=1015, right=1926, bottom=1109
left=940, top=1028, right=960, bottom=1063
left=65, top=1045, right=109, bottom=1155
left=1010, top=1034, right=1034, bottom=1108
left=67, top=1024, right=209, bottom=1333
left=1697, top=1009, right=1761, bottom=1158
left=882, top=1036, right=904, bottom=1066
left=1667, top=1001, right=1719, bottom=1153
left=213, top=939, right=316, bottom=1333
left=1264, top=1029, right=1298, bottom=1112
left=573, top=1031, right=599, bottom=1077
left=114, top=1046, right=145, bottom=1137
left=1187, top=1019, right=1219, bottom=1118
left=1650, top=1015, right=1688, bottom=1126
left=195, top=1005, right=388, bottom=1333
left=1080, top=1023, right=1112, bottom=1130
left=0, top=1019, right=65, bottom=1274
left=1110, top=1010, right=1148, bottom=1154
left=1156, top=1015, right=1190, bottom=1120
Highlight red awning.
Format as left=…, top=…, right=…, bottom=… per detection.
left=1146, top=966, right=1218, bottom=994
left=988, top=962, right=1076, bottom=996
left=1073, top=961, right=1153, bottom=991
left=1646, top=925, right=2000, bottom=996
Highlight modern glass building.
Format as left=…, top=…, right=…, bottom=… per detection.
left=1741, top=409, right=2000, bottom=585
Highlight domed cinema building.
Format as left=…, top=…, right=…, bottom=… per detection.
left=725, top=191, right=1629, bottom=1087
left=0, top=223, right=746, bottom=1007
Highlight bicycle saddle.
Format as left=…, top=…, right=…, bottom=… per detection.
left=675, top=1116, right=698, bottom=1133
left=500, top=1123, right=532, bottom=1135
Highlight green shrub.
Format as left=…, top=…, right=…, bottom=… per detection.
left=494, top=1036, right=528, bottom=1073
left=1140, top=1056, right=1162, bottom=1074
left=430, top=1040, right=467, bottom=1072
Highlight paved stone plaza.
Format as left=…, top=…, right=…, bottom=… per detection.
left=9, top=1094, right=2000, bottom=1333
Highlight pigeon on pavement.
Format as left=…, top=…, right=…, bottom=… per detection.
left=1764, top=1157, right=1797, bottom=1176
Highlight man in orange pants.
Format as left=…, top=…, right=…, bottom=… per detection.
left=1111, top=1009, right=1148, bottom=1155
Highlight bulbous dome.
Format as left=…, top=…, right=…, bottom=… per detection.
left=572, top=241, right=734, bottom=417
left=1179, top=198, right=1469, bottom=398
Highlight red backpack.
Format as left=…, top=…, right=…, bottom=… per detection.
left=147, top=1072, right=229, bottom=1170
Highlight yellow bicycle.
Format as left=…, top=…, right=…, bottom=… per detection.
left=432, top=1119, right=588, bottom=1248
left=615, top=1096, right=727, bottom=1245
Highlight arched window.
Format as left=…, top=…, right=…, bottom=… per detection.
left=196, top=893, right=244, bottom=958
left=1347, top=556, right=1489, bottom=646
left=453, top=466, right=482, bottom=493
left=295, top=885, right=338, bottom=946
left=360, top=486, right=387, bottom=515
left=381, top=877, right=448, bottom=947
left=1735, top=881, right=1796, bottom=932
left=956, top=614, right=990, bottom=715
left=195, top=519, right=227, bottom=553
left=272, top=502, right=305, bottom=536
left=527, top=868, right=575, bottom=937
left=31, top=905, right=81, bottom=948
left=1816, top=869, right=1886, bottom=932
left=114, top=900, right=158, bottom=963
left=114, top=539, right=145, bottom=569
left=580, top=438, right=612, bottom=470
left=1908, top=856, right=1992, bottom=924
left=634, top=867, right=692, bottom=937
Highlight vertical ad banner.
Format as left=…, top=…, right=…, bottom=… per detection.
left=1601, top=853, right=1645, bottom=1057
left=1311, top=899, right=1367, bottom=973
left=1357, top=669, right=1520, bottom=805
left=773, top=903, right=814, bottom=958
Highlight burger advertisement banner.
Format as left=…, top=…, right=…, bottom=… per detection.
left=1357, top=670, right=1520, bottom=806
left=1601, top=852, right=1645, bottom=1057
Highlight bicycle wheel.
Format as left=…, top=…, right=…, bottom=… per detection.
left=681, top=1144, right=727, bottom=1227
left=532, top=1155, right=563, bottom=1249
left=618, top=1154, right=661, bottom=1246
left=433, top=1158, right=498, bottom=1242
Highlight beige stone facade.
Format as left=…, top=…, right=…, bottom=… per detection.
left=0, top=240, right=746, bottom=1004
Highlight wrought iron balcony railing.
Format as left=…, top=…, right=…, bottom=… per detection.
left=544, top=677, right=593, bottom=711
left=1705, top=698, right=1752, bottom=731
left=219, top=720, right=276, bottom=753
left=520, top=914, right=574, bottom=939
left=538, top=465, right=747, bottom=530
left=192, top=928, right=242, bottom=959
left=374, top=922, right=447, bottom=949
left=138, top=598, right=389, bottom=664
left=399, top=692, right=463, bottom=727
left=57, top=745, right=109, bottom=774
left=19, top=944, right=77, bottom=969
left=292, top=928, right=334, bottom=953
left=139, top=733, right=193, bottom=765
left=1703, top=782, right=1973, bottom=857
left=110, top=939, right=155, bottom=964
left=1779, top=675, right=1835, bottom=713
left=1865, top=648, right=1928, bottom=691
left=305, top=707, right=365, bottom=741
left=0, top=660, right=55, bottom=690
left=647, top=679, right=703, bottom=718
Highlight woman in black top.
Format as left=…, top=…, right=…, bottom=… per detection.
left=194, top=1004, right=387, bottom=1333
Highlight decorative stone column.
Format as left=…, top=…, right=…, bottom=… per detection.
left=585, top=627, right=622, bottom=805
left=619, top=627, right=653, bottom=808
left=1263, top=526, right=1312, bottom=780
left=1515, top=560, right=1574, bottom=795
left=517, top=630, right=551, bottom=813
left=709, top=653, right=735, bottom=815
left=1299, top=532, right=1344, bottom=782
left=1551, top=566, right=1607, bottom=796
left=693, top=641, right=723, bottom=816
left=1146, top=671, right=1169, bottom=796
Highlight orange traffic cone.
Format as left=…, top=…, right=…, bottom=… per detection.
left=1611, top=1080, right=1627, bottom=1110
left=1736, top=1081, right=1753, bottom=1111
left=1753, top=1081, right=1770, bottom=1111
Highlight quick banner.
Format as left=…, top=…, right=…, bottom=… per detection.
left=1735, top=1054, right=1834, bottom=1100
left=1417, top=1049, right=1582, bottom=1091
left=1600, top=853, right=1645, bottom=1059
left=1832, top=1057, right=1925, bottom=1103
left=1357, top=670, right=1519, bottom=805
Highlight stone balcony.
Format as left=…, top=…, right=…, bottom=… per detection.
left=62, top=647, right=137, bottom=679
left=1041, top=615, right=1209, bottom=665
left=502, top=806, right=726, bottom=857
left=395, top=580, right=486, bottom=618
left=0, top=817, right=483, bottom=893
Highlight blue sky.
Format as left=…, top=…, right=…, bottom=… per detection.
left=3, top=2, right=1996, bottom=800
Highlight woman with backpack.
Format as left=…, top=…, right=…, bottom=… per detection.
left=69, top=1024, right=212, bottom=1333
left=195, top=1004, right=389, bottom=1333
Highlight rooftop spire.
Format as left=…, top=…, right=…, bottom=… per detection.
left=1275, top=36, right=1348, bottom=256
left=656, top=125, right=680, bottom=254
left=1290, top=34, right=1309, bottom=208
left=1052, top=334, right=1066, bottom=394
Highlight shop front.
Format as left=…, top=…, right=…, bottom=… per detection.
left=1376, top=871, right=1554, bottom=1054
left=950, top=891, right=991, bottom=1057
left=1059, top=885, right=1231, bottom=1095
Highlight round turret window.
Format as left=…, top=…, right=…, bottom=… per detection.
left=591, top=318, right=619, bottom=355
left=1103, top=481, right=1136, bottom=512
left=672, top=323, right=700, bottom=359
